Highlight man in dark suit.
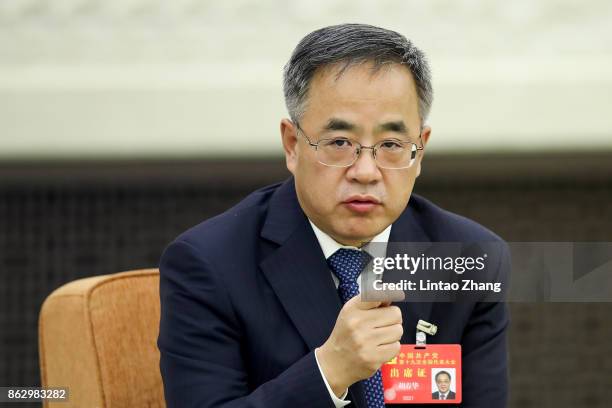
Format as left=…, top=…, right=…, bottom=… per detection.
left=432, top=371, right=456, bottom=400
left=158, top=23, right=509, bottom=407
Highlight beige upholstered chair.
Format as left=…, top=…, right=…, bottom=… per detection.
left=38, top=269, right=165, bottom=408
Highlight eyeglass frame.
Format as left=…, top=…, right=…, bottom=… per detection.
left=293, top=121, right=425, bottom=170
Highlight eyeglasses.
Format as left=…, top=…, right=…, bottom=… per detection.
left=294, top=122, right=424, bottom=170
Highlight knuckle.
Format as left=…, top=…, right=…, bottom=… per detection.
left=351, top=331, right=363, bottom=346
left=354, top=330, right=371, bottom=348
left=356, top=346, right=369, bottom=363
left=391, top=306, right=402, bottom=321
left=346, top=317, right=359, bottom=331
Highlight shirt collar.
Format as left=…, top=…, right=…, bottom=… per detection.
left=308, top=219, right=391, bottom=260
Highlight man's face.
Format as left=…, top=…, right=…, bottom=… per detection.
left=436, top=373, right=451, bottom=393
left=281, top=61, right=431, bottom=246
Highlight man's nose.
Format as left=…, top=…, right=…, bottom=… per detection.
left=346, top=147, right=382, bottom=184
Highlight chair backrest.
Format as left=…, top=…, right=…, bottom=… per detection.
left=39, top=269, right=165, bottom=407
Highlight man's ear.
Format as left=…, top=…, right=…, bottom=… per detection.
left=280, top=118, right=299, bottom=174
left=415, top=125, right=431, bottom=178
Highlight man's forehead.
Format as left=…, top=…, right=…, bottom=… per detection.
left=306, top=61, right=420, bottom=117
left=320, top=117, right=411, bottom=135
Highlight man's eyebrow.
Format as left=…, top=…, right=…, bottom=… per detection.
left=322, top=118, right=409, bottom=135
left=322, top=118, right=357, bottom=132
left=375, top=121, right=408, bottom=135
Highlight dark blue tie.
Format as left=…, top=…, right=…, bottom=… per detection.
left=328, top=248, right=386, bottom=408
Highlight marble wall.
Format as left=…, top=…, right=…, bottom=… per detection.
left=1, top=0, right=611, bottom=158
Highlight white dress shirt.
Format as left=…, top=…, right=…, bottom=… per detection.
left=438, top=391, right=450, bottom=400
left=309, top=220, right=392, bottom=408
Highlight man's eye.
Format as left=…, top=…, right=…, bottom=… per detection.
left=379, top=140, right=404, bottom=150
left=324, top=138, right=353, bottom=148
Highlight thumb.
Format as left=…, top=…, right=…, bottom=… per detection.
left=358, top=288, right=406, bottom=307
left=378, top=289, right=406, bottom=304
left=347, top=294, right=384, bottom=310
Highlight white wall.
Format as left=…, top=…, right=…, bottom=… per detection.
left=1, top=0, right=611, bottom=159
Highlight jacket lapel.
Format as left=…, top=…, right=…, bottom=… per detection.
left=260, top=178, right=342, bottom=352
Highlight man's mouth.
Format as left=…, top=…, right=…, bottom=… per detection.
left=342, top=195, right=381, bottom=213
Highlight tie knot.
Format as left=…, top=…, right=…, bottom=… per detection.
left=327, top=248, right=372, bottom=284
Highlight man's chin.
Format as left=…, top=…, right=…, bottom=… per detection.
left=334, top=226, right=384, bottom=245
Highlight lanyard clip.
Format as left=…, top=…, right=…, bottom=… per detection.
left=416, top=319, right=438, bottom=346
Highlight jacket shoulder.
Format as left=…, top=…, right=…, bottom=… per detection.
left=409, top=193, right=505, bottom=242
left=171, top=181, right=282, bottom=252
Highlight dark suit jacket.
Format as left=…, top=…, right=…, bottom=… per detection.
left=158, top=177, right=509, bottom=407
left=433, top=390, right=457, bottom=400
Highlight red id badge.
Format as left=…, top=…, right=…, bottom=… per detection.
left=381, top=344, right=462, bottom=404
